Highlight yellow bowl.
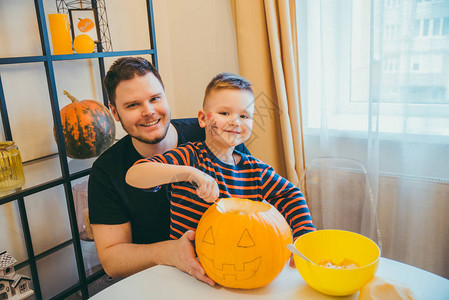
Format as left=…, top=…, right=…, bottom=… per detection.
left=293, top=229, right=380, bottom=296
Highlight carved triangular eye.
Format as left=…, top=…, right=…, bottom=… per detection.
left=202, top=226, right=215, bottom=245
left=237, top=228, right=255, bottom=248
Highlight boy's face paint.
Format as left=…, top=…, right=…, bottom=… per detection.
left=207, top=112, right=212, bottom=120
left=209, top=119, right=219, bottom=136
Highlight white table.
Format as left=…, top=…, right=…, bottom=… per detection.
left=91, top=257, right=449, bottom=300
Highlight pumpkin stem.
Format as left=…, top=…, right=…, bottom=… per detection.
left=63, top=90, right=78, bottom=103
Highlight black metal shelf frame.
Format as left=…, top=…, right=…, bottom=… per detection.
left=0, top=49, right=156, bottom=65
left=0, top=0, right=158, bottom=299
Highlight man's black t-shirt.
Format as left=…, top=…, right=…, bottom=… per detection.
left=88, top=118, right=249, bottom=244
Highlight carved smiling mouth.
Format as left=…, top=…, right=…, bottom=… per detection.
left=200, top=254, right=261, bottom=281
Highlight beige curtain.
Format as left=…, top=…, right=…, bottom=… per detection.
left=230, top=0, right=305, bottom=187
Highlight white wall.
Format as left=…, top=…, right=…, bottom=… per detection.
left=154, top=0, right=240, bottom=118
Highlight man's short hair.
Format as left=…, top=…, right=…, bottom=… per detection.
left=104, top=57, right=164, bottom=106
left=203, top=72, right=253, bottom=107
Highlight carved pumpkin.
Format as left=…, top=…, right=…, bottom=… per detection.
left=195, top=198, right=292, bottom=289
left=57, top=90, right=116, bottom=159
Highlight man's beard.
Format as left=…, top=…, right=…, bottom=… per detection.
left=117, top=112, right=171, bottom=145
left=133, top=129, right=169, bottom=144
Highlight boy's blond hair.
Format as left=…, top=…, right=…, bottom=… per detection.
left=203, top=72, right=254, bottom=108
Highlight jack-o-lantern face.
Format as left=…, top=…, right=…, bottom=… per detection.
left=195, top=198, right=292, bottom=289
left=200, top=227, right=261, bottom=282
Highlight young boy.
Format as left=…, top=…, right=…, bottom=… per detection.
left=126, top=72, right=315, bottom=241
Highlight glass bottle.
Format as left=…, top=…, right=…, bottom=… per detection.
left=0, top=141, right=25, bottom=192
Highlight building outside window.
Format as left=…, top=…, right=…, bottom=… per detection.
left=298, top=0, right=449, bottom=133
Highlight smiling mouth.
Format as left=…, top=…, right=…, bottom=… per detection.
left=225, top=130, right=240, bottom=134
left=142, top=119, right=160, bottom=127
left=200, top=254, right=261, bottom=281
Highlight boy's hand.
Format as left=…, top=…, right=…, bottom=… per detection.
left=189, top=169, right=219, bottom=203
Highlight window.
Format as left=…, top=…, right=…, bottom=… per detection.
left=433, top=18, right=441, bottom=35
left=385, top=0, right=400, bottom=7
left=383, top=57, right=400, bottom=72
left=443, top=17, right=449, bottom=35
left=422, top=19, right=430, bottom=36
left=297, top=0, right=449, bottom=137
left=414, top=20, right=421, bottom=36
left=415, top=17, right=449, bottom=37
left=385, top=24, right=399, bottom=40
left=410, top=54, right=442, bottom=73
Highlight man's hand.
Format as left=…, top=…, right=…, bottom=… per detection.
left=171, top=230, right=215, bottom=286
left=189, top=169, right=219, bottom=203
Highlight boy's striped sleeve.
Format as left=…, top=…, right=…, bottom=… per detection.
left=260, top=165, right=316, bottom=239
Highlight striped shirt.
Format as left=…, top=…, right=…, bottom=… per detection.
left=136, top=141, right=315, bottom=240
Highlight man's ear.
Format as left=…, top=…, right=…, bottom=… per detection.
left=109, top=103, right=120, bottom=122
left=198, top=110, right=207, bottom=128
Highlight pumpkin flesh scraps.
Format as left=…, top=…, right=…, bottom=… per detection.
left=215, top=198, right=271, bottom=215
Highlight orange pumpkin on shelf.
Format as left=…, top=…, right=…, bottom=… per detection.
left=195, top=198, right=292, bottom=289
left=73, top=34, right=95, bottom=54
left=56, top=90, right=116, bottom=159
left=77, top=17, right=95, bottom=32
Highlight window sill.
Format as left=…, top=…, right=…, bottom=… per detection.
left=305, top=113, right=449, bottom=144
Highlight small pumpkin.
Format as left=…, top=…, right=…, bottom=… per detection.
left=195, top=198, right=292, bottom=289
left=56, top=90, right=116, bottom=159
left=77, top=17, right=95, bottom=33
left=73, top=34, right=95, bottom=54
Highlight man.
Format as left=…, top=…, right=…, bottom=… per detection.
left=126, top=72, right=315, bottom=240
left=88, top=57, right=249, bottom=286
